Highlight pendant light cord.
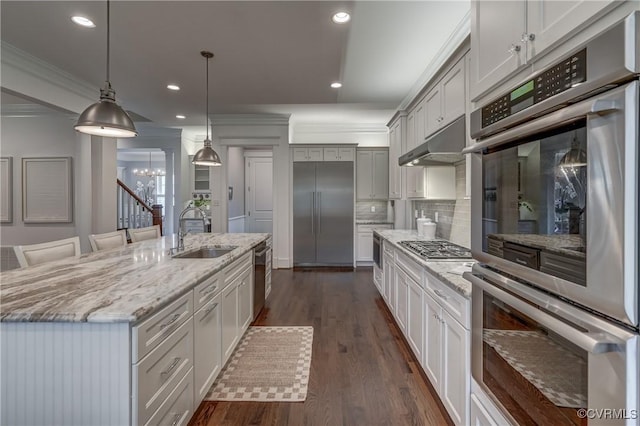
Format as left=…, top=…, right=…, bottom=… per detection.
left=205, top=55, right=209, bottom=140
left=106, top=0, right=110, bottom=83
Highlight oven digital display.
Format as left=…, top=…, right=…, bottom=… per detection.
left=510, top=80, right=534, bottom=101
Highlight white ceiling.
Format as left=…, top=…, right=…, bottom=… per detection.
left=1, top=1, right=470, bottom=130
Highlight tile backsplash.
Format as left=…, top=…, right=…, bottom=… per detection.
left=413, top=162, right=470, bottom=248
left=356, top=201, right=389, bottom=221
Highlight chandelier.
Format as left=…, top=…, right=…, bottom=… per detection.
left=133, top=152, right=166, bottom=177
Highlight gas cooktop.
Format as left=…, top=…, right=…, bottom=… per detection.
left=398, top=240, right=472, bottom=260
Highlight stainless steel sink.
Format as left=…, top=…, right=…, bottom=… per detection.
left=172, top=246, right=237, bottom=259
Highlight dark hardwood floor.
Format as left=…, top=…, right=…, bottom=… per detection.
left=189, top=268, right=453, bottom=426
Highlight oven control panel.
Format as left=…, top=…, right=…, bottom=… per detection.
left=481, top=49, right=587, bottom=128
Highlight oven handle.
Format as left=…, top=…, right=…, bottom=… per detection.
left=465, top=272, right=620, bottom=354
left=463, top=97, right=620, bottom=154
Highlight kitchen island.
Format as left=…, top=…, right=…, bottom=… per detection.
left=1, top=232, right=270, bottom=426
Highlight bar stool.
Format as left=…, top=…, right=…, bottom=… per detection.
left=13, top=236, right=81, bottom=268
left=88, top=230, right=128, bottom=252
left=128, top=225, right=161, bottom=243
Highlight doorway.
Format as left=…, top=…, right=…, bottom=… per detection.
left=227, top=147, right=273, bottom=234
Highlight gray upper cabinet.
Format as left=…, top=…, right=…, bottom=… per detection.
left=357, top=149, right=389, bottom=200
left=388, top=115, right=406, bottom=200
left=293, top=147, right=323, bottom=162
left=293, top=146, right=355, bottom=162
left=471, top=0, right=618, bottom=101
left=324, top=147, right=355, bottom=162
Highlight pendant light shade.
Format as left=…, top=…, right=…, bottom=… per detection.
left=75, top=0, right=137, bottom=138
left=559, top=132, right=587, bottom=168
left=192, top=51, right=222, bottom=167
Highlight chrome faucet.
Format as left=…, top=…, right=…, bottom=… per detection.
left=175, top=205, right=207, bottom=252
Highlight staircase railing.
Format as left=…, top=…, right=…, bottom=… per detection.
left=116, top=179, right=163, bottom=235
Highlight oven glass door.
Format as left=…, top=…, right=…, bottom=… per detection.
left=482, top=122, right=587, bottom=286
left=481, top=291, right=588, bottom=425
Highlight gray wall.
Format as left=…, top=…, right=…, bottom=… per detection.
left=0, top=114, right=81, bottom=246
left=227, top=147, right=245, bottom=218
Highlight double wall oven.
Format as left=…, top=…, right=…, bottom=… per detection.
left=464, top=12, right=639, bottom=425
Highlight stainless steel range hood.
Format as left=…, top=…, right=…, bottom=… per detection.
left=398, top=115, right=466, bottom=167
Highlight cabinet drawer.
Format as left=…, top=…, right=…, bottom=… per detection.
left=395, top=250, right=423, bottom=288
left=133, top=292, right=193, bottom=362
left=144, top=367, right=194, bottom=426
left=382, top=240, right=395, bottom=255
left=134, top=317, right=194, bottom=426
left=424, top=272, right=469, bottom=329
left=194, top=271, right=222, bottom=311
left=224, top=251, right=252, bottom=286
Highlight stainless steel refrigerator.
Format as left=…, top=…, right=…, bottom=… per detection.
left=293, top=162, right=353, bottom=266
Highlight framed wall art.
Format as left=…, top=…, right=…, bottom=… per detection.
left=22, top=157, right=73, bottom=223
left=0, top=157, right=13, bottom=223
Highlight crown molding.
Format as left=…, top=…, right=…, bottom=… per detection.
left=1, top=42, right=96, bottom=112
left=398, top=11, right=471, bottom=111
left=211, top=114, right=290, bottom=126
left=0, top=103, right=76, bottom=119
left=293, top=122, right=389, bottom=135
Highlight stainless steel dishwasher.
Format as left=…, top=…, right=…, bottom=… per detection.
left=253, top=242, right=268, bottom=320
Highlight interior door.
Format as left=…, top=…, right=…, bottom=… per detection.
left=315, top=162, right=353, bottom=265
left=293, top=162, right=316, bottom=265
left=245, top=156, right=273, bottom=233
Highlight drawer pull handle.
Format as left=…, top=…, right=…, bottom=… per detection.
left=170, top=413, right=182, bottom=426
left=202, top=284, right=217, bottom=296
left=161, top=357, right=181, bottom=380
left=433, top=289, right=448, bottom=300
left=515, top=258, right=528, bottom=265
left=204, top=303, right=219, bottom=316
left=160, top=313, right=181, bottom=330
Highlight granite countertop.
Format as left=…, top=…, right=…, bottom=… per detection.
left=0, top=233, right=269, bottom=323
left=356, top=219, right=395, bottom=225
left=489, top=234, right=585, bottom=259
left=374, top=229, right=474, bottom=298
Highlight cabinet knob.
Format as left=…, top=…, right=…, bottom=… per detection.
left=508, top=44, right=521, bottom=54
left=521, top=33, right=535, bottom=42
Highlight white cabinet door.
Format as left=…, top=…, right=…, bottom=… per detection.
left=406, top=277, right=423, bottom=361
left=470, top=0, right=526, bottom=100
left=356, top=151, right=373, bottom=199
left=237, top=267, right=253, bottom=333
left=308, top=147, right=324, bottom=161
left=470, top=394, right=499, bottom=426
left=406, top=110, right=416, bottom=153
left=356, top=231, right=373, bottom=262
left=526, top=0, right=616, bottom=61
left=372, top=150, right=389, bottom=199
left=383, top=254, right=395, bottom=313
left=442, top=310, right=470, bottom=426
left=293, top=148, right=309, bottom=162
left=323, top=147, right=339, bottom=161
left=388, top=119, right=404, bottom=200
left=424, top=85, right=442, bottom=138
left=394, top=269, right=409, bottom=333
left=423, top=291, right=442, bottom=391
left=441, top=58, right=466, bottom=127
left=414, top=97, right=427, bottom=146
left=338, top=148, right=355, bottom=162
left=221, top=281, right=239, bottom=364
left=194, top=294, right=222, bottom=404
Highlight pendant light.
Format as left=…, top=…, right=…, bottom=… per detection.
left=74, top=0, right=137, bottom=138
left=559, top=131, right=587, bottom=168
left=192, top=51, right=222, bottom=167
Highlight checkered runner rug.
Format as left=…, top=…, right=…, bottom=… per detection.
left=483, top=329, right=587, bottom=408
left=206, top=326, right=313, bottom=402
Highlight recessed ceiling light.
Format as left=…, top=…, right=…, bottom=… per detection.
left=71, top=16, right=96, bottom=28
left=167, top=84, right=180, bottom=91
left=331, top=82, right=342, bottom=89
left=332, top=12, right=350, bottom=24
left=176, top=115, right=186, bottom=119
